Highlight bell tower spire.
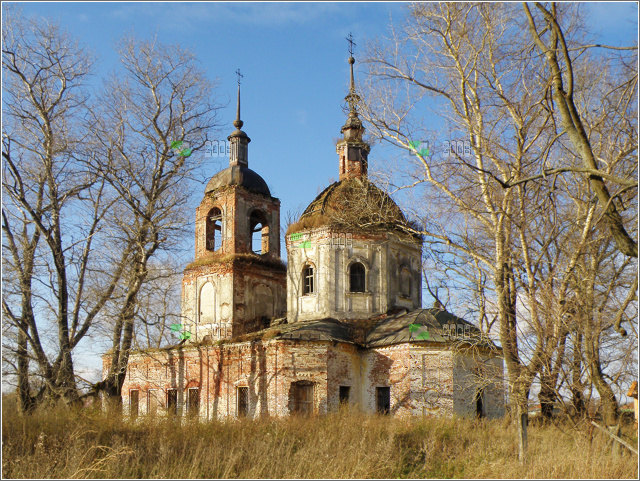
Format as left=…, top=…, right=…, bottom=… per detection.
left=337, top=34, right=370, bottom=180
left=228, top=69, right=250, bottom=167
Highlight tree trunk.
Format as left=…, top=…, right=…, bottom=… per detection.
left=585, top=337, right=618, bottom=425
left=16, top=324, right=34, bottom=413
left=538, top=372, right=556, bottom=420
left=569, top=332, right=586, bottom=418
left=513, top=384, right=529, bottom=463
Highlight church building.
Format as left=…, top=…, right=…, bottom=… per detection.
left=103, top=52, right=505, bottom=420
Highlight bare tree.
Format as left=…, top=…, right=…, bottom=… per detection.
left=2, top=13, right=131, bottom=408
left=92, top=36, right=222, bottom=405
left=2, top=12, right=222, bottom=411
left=360, top=2, right=637, bottom=460
left=523, top=2, right=638, bottom=258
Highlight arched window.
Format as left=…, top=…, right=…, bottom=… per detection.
left=249, top=210, right=269, bottom=255
left=349, top=262, right=365, bottom=292
left=199, top=282, right=216, bottom=324
left=400, top=267, right=411, bottom=298
left=206, top=207, right=222, bottom=251
left=302, top=265, right=315, bottom=295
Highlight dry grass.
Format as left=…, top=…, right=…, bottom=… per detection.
left=2, top=395, right=637, bottom=479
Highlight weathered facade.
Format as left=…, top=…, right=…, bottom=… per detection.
left=104, top=54, right=505, bottom=421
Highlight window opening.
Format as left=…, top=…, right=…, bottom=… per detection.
left=130, top=390, right=139, bottom=418
left=303, top=265, right=315, bottom=295
left=339, top=386, right=350, bottom=405
left=349, top=262, right=365, bottom=292
left=476, top=389, right=485, bottom=418
left=167, top=389, right=178, bottom=415
left=250, top=211, right=269, bottom=254
left=376, top=387, right=390, bottom=414
left=237, top=386, right=249, bottom=417
left=206, top=207, right=222, bottom=251
left=187, top=388, right=200, bottom=417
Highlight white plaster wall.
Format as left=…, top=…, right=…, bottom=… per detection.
left=182, top=273, right=235, bottom=342
left=453, top=352, right=505, bottom=419
left=409, top=348, right=454, bottom=417
left=286, top=228, right=422, bottom=322
left=361, top=344, right=454, bottom=418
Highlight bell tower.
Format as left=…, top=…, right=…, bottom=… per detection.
left=181, top=71, right=286, bottom=342
left=337, top=33, right=370, bottom=181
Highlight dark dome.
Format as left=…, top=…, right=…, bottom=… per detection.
left=205, top=165, right=271, bottom=196
left=287, top=177, right=415, bottom=237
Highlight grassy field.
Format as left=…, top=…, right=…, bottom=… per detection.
left=2, top=396, right=637, bottom=479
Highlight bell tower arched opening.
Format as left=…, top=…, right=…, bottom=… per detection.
left=206, top=207, right=223, bottom=252
left=250, top=210, right=269, bottom=255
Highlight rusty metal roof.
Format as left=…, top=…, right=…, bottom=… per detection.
left=365, top=308, right=488, bottom=348
left=205, top=165, right=271, bottom=196
left=276, top=318, right=354, bottom=343
left=267, top=308, right=499, bottom=350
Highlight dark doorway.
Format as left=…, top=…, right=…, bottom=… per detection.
left=376, top=387, right=390, bottom=414
left=476, top=389, right=485, bottom=418
left=237, top=386, right=249, bottom=417
left=167, top=389, right=178, bottom=415
left=339, top=386, right=351, bottom=405
left=289, top=381, right=314, bottom=415
left=130, top=390, right=139, bottom=418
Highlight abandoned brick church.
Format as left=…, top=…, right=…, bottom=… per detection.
left=103, top=53, right=505, bottom=420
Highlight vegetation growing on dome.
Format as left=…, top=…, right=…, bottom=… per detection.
left=286, top=177, right=420, bottom=241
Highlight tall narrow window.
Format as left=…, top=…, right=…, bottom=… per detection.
left=303, top=265, right=315, bottom=295
left=400, top=267, right=411, bottom=298
left=167, top=389, right=178, bottom=415
left=148, top=390, right=159, bottom=416
left=187, top=388, right=200, bottom=417
left=249, top=210, right=269, bottom=255
left=376, top=387, right=390, bottom=414
left=237, top=386, right=249, bottom=417
left=206, top=207, right=222, bottom=251
left=349, top=262, right=365, bottom=292
left=130, top=390, right=139, bottom=418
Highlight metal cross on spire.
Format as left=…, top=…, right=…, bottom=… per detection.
left=233, top=68, right=244, bottom=129
left=344, top=33, right=360, bottom=115
left=346, top=32, right=356, bottom=57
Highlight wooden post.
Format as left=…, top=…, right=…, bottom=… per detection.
left=518, top=410, right=528, bottom=463
left=591, top=421, right=638, bottom=455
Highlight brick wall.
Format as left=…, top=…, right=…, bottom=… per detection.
left=110, top=339, right=503, bottom=421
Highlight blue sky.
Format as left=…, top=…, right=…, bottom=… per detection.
left=11, top=1, right=413, bottom=243
left=11, top=2, right=637, bottom=259
left=4, top=1, right=638, bottom=384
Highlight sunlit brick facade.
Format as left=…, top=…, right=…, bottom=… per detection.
left=103, top=55, right=505, bottom=421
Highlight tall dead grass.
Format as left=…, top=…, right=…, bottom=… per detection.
left=2, top=395, right=637, bottom=479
